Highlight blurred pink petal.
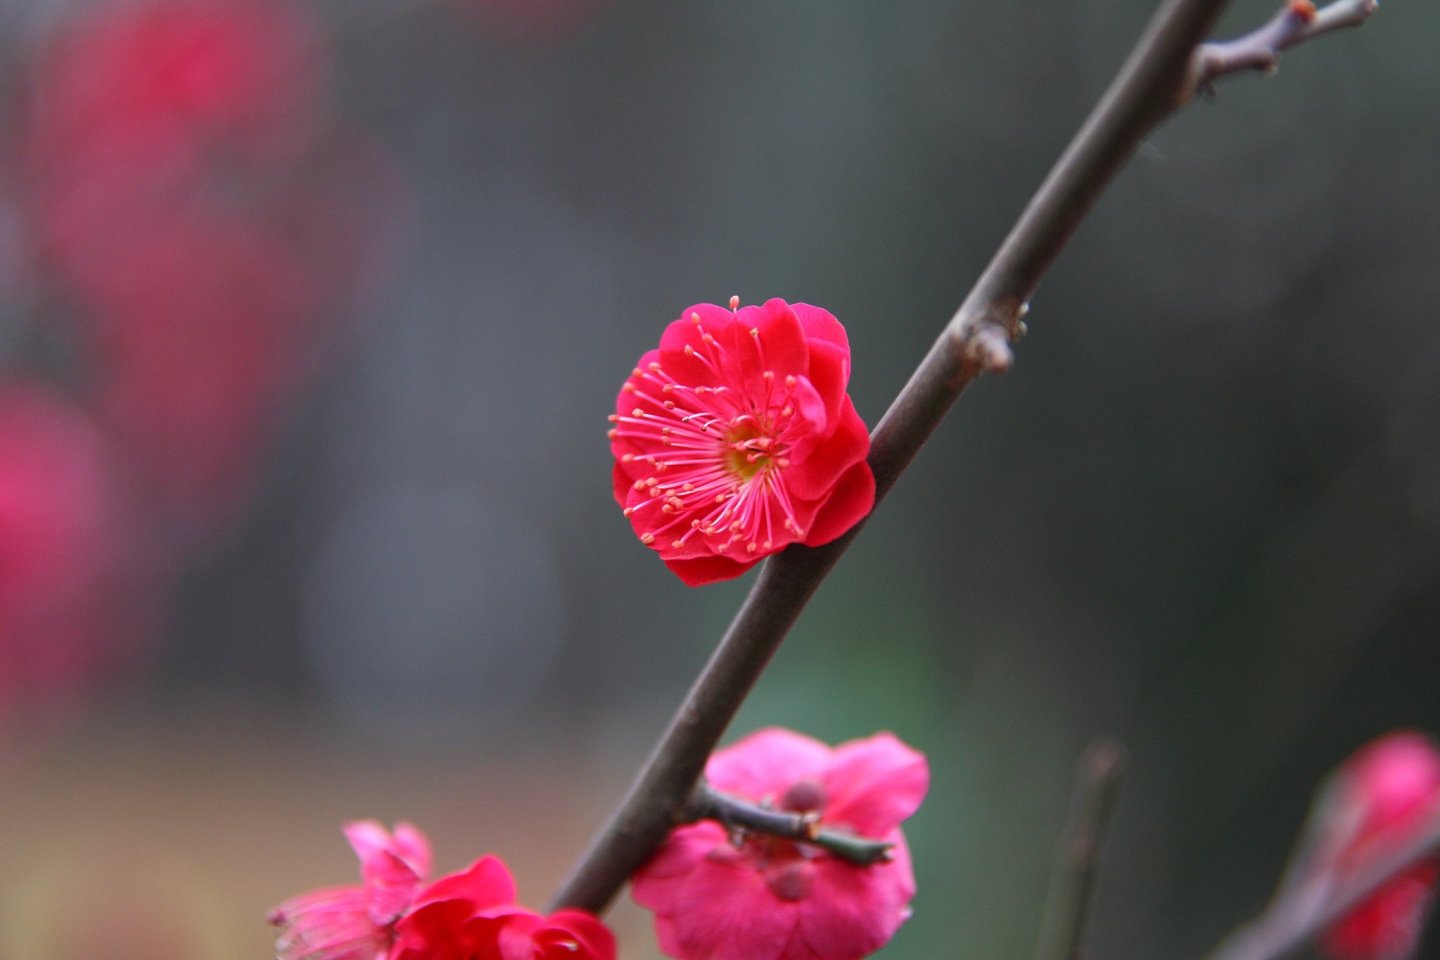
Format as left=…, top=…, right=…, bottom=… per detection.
left=1320, top=732, right=1440, bottom=960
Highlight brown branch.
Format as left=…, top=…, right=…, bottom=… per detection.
left=681, top=781, right=896, bottom=867
left=548, top=0, right=1379, bottom=914
left=1193, top=0, right=1379, bottom=90
left=1200, top=810, right=1440, bottom=960
left=1034, top=741, right=1129, bottom=960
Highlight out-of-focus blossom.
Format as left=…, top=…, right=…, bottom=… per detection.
left=15, top=0, right=405, bottom=537
left=85, top=210, right=330, bottom=524
left=271, top=823, right=615, bottom=960
left=21, top=0, right=321, bottom=189
left=21, top=0, right=323, bottom=304
left=1319, top=732, right=1440, bottom=960
left=609, top=299, right=875, bottom=586
left=270, top=821, right=432, bottom=960
left=0, top=381, right=149, bottom=727
left=392, top=857, right=615, bottom=960
left=632, top=728, right=928, bottom=960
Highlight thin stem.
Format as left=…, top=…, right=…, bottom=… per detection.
left=1194, top=0, right=1379, bottom=88
left=1034, top=741, right=1129, bottom=960
left=548, top=0, right=1378, bottom=914
left=681, top=782, right=896, bottom=867
left=1200, top=810, right=1440, bottom=960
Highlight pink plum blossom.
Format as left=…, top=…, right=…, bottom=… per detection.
left=1320, top=732, right=1440, bottom=960
left=632, top=728, right=929, bottom=960
left=609, top=298, right=875, bottom=586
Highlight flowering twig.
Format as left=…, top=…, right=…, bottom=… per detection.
left=549, top=0, right=1379, bottom=914
left=1200, top=809, right=1440, bottom=960
left=1034, top=741, right=1128, bottom=960
left=680, top=781, right=895, bottom=867
left=1192, top=0, right=1379, bottom=91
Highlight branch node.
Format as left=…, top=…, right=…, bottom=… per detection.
left=966, top=325, right=1016, bottom=374
left=686, top=784, right=896, bottom=866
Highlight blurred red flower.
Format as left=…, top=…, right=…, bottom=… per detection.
left=391, top=858, right=615, bottom=960
left=272, top=823, right=615, bottom=960
left=1320, top=731, right=1440, bottom=960
left=610, top=299, right=875, bottom=586
left=17, top=0, right=403, bottom=536
left=21, top=0, right=321, bottom=193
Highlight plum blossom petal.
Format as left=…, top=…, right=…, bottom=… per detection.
left=647, top=852, right=798, bottom=960
left=822, top=734, right=930, bottom=838
left=270, top=886, right=391, bottom=960
left=271, top=822, right=433, bottom=960
left=610, top=299, right=874, bottom=585
left=796, top=838, right=916, bottom=960
left=801, top=461, right=877, bottom=550
left=784, top=400, right=871, bottom=503
left=409, top=855, right=517, bottom=913
left=705, top=728, right=832, bottom=802
left=493, top=909, right=618, bottom=960
left=789, top=304, right=850, bottom=424
left=343, top=820, right=431, bottom=924
left=392, top=855, right=614, bottom=960
left=661, top=554, right=759, bottom=588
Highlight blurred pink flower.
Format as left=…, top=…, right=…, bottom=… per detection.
left=272, top=825, right=615, bottom=960
left=22, top=0, right=321, bottom=190
left=632, top=728, right=929, bottom=960
left=1320, top=731, right=1440, bottom=960
left=18, top=0, right=405, bottom=537
left=0, top=380, right=150, bottom=727
left=270, top=821, right=431, bottom=960
left=610, top=299, right=875, bottom=586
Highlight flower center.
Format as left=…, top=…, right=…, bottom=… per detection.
left=723, top=422, right=781, bottom=482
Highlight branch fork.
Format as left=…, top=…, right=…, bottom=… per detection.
left=956, top=303, right=1026, bottom=376
left=1191, top=0, right=1379, bottom=94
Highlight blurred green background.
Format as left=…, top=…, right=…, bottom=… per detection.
left=1, top=1, right=1438, bottom=958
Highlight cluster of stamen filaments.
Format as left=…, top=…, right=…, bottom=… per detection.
left=609, top=311, right=809, bottom=556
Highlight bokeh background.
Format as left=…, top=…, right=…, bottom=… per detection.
left=0, top=0, right=1437, bottom=958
